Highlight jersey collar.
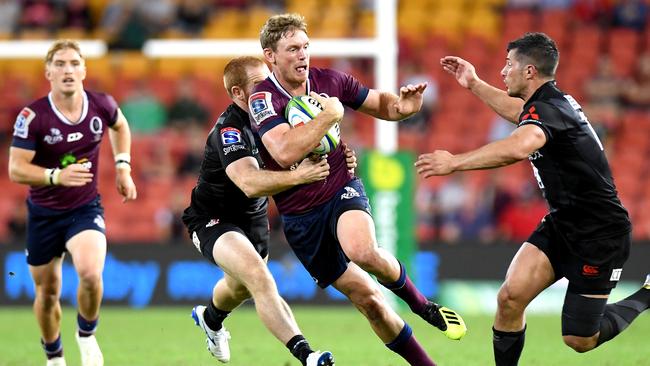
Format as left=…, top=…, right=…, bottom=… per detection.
left=48, top=90, right=89, bottom=125
left=269, top=72, right=311, bottom=98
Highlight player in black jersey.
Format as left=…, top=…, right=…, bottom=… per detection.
left=416, top=32, right=650, bottom=365
left=182, top=56, right=346, bottom=366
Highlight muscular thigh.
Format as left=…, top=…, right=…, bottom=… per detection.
left=503, top=243, right=556, bottom=303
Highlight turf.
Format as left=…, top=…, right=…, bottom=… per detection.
left=0, top=306, right=648, bottom=366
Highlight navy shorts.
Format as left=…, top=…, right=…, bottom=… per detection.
left=282, top=178, right=372, bottom=288
left=26, top=196, right=106, bottom=266
left=186, top=215, right=270, bottom=266
left=528, top=215, right=630, bottom=294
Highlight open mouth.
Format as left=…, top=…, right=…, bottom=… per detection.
left=63, top=77, right=74, bottom=84
left=295, top=65, right=307, bottom=73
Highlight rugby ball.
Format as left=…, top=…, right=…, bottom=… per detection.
left=285, top=95, right=340, bottom=155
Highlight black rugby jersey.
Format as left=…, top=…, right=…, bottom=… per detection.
left=182, top=103, right=267, bottom=227
left=517, top=81, right=631, bottom=242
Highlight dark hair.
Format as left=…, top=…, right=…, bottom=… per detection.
left=507, top=32, right=559, bottom=78
left=259, top=13, right=307, bottom=51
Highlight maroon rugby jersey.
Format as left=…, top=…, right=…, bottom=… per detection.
left=249, top=67, right=369, bottom=214
left=11, top=90, right=119, bottom=210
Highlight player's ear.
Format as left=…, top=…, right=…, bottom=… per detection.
left=263, top=48, right=275, bottom=64
left=231, top=85, right=244, bottom=102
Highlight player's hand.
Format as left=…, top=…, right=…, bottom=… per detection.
left=343, top=143, right=357, bottom=174
left=116, top=169, right=137, bottom=202
left=58, top=163, right=93, bottom=187
left=310, top=92, right=344, bottom=123
left=295, top=155, right=329, bottom=184
left=395, top=82, right=427, bottom=117
left=440, top=56, right=479, bottom=89
left=414, top=150, right=456, bottom=178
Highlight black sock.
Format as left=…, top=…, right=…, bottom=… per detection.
left=42, top=334, right=63, bottom=359
left=597, top=287, right=650, bottom=346
left=286, top=334, right=313, bottom=366
left=204, top=301, right=230, bottom=331
left=493, top=325, right=526, bottom=366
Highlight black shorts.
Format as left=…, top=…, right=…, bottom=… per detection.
left=26, top=196, right=105, bottom=266
left=186, top=215, right=270, bottom=265
left=528, top=215, right=630, bottom=294
left=281, top=178, right=371, bottom=288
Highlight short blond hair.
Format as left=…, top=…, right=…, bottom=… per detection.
left=223, top=56, right=266, bottom=98
left=45, top=39, right=83, bottom=64
left=259, top=13, right=307, bottom=51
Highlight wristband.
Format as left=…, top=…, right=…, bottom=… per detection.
left=114, top=153, right=131, bottom=165
left=115, top=161, right=132, bottom=172
left=44, top=168, right=61, bottom=186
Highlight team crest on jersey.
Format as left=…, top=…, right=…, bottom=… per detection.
left=90, top=116, right=103, bottom=141
left=220, top=127, right=241, bottom=145
left=13, top=108, right=36, bottom=138
left=44, top=128, right=64, bottom=145
left=341, top=186, right=360, bottom=200
left=249, top=92, right=277, bottom=125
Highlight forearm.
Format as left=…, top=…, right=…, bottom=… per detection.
left=9, top=161, right=56, bottom=186
left=271, top=117, right=336, bottom=167
left=452, top=139, right=526, bottom=171
left=238, top=168, right=300, bottom=198
left=373, top=92, right=412, bottom=121
left=468, top=79, right=524, bottom=123
left=108, top=122, right=132, bottom=157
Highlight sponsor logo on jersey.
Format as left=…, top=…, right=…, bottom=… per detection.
left=610, top=268, right=622, bottom=281
left=528, top=150, right=543, bottom=161
left=13, top=108, right=36, bottom=139
left=223, top=144, right=246, bottom=155
left=249, top=92, right=277, bottom=125
left=341, top=186, right=360, bottom=200
left=67, top=132, right=84, bottom=142
left=582, top=264, right=599, bottom=277
left=206, top=219, right=219, bottom=227
left=44, top=128, right=64, bottom=144
left=94, top=215, right=105, bottom=229
left=220, top=127, right=242, bottom=145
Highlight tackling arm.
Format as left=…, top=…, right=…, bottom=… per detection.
left=226, top=156, right=329, bottom=198
left=358, top=83, right=427, bottom=121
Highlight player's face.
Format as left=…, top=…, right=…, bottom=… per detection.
left=269, top=30, right=310, bottom=86
left=243, top=64, right=270, bottom=101
left=501, top=50, right=526, bottom=98
left=46, top=48, right=86, bottom=95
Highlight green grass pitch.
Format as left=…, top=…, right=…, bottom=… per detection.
left=1, top=306, right=648, bottom=365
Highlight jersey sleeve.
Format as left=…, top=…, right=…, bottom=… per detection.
left=517, top=101, right=561, bottom=141
left=11, top=107, right=38, bottom=150
left=100, top=93, right=120, bottom=126
left=214, top=123, right=255, bottom=168
left=328, top=68, right=369, bottom=110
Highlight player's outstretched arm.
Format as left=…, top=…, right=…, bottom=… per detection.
left=226, top=155, right=329, bottom=198
left=440, top=56, right=524, bottom=123
left=108, top=109, right=137, bottom=202
left=358, top=83, right=427, bottom=121
left=415, top=124, right=546, bottom=178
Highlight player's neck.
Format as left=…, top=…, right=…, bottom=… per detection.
left=273, top=70, right=307, bottom=96
left=522, top=78, right=552, bottom=102
left=50, top=89, right=84, bottom=117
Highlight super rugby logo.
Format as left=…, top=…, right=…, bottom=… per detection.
left=13, top=108, right=36, bottom=139
left=220, top=127, right=241, bottom=145
left=249, top=92, right=276, bottom=125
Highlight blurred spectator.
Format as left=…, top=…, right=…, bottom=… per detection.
left=612, top=0, right=648, bottom=31
left=582, top=57, right=624, bottom=143
left=621, top=53, right=650, bottom=109
left=16, top=0, right=63, bottom=36
left=571, top=0, right=612, bottom=26
left=176, top=124, right=206, bottom=178
left=0, top=0, right=20, bottom=34
left=399, top=61, right=438, bottom=130
left=62, top=0, right=93, bottom=32
left=140, top=141, right=176, bottom=181
left=488, top=116, right=516, bottom=142
left=497, top=186, right=547, bottom=242
left=120, top=79, right=168, bottom=133
left=155, top=187, right=189, bottom=244
left=167, top=79, right=209, bottom=129
left=175, top=0, right=211, bottom=35
left=136, top=0, right=176, bottom=35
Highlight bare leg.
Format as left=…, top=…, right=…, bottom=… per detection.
left=67, top=230, right=106, bottom=322
left=30, top=258, right=64, bottom=343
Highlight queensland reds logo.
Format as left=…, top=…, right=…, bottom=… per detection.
left=90, top=116, right=103, bottom=141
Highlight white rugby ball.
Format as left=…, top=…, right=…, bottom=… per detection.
left=285, top=95, right=340, bottom=155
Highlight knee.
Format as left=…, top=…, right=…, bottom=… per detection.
left=35, top=282, right=60, bottom=307
left=497, top=283, right=525, bottom=313
left=563, top=335, right=597, bottom=353
left=76, top=268, right=102, bottom=289
left=350, top=288, right=386, bottom=322
left=347, top=247, right=380, bottom=272
left=241, top=267, right=275, bottom=297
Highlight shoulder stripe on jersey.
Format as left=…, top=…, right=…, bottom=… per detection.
left=269, top=72, right=311, bottom=98
left=11, top=138, right=36, bottom=150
